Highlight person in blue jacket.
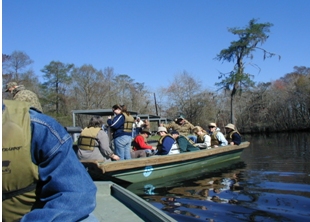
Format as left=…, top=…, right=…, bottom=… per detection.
left=107, top=104, right=134, bottom=160
left=224, top=123, right=242, bottom=145
left=2, top=100, right=97, bottom=222
left=156, top=127, right=178, bottom=155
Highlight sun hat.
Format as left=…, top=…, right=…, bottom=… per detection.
left=208, top=122, right=217, bottom=127
left=5, top=82, right=17, bottom=92
left=225, top=123, right=235, bottom=130
left=157, top=126, right=167, bottom=133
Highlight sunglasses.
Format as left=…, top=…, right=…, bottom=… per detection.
left=208, top=126, right=215, bottom=128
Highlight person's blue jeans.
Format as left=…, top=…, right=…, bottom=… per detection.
left=132, top=128, right=136, bottom=138
left=114, top=135, right=132, bottom=160
left=188, top=135, right=197, bottom=143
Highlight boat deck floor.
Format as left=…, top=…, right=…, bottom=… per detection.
left=94, top=182, right=144, bottom=221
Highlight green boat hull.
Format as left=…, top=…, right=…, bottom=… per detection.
left=105, top=149, right=243, bottom=183
left=82, top=142, right=250, bottom=184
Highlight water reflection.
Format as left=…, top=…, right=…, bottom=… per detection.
left=168, top=172, right=244, bottom=203
left=128, top=132, right=310, bottom=221
left=162, top=197, right=206, bottom=219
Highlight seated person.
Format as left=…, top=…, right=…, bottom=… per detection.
left=156, top=127, right=180, bottom=155
left=77, top=116, right=120, bottom=162
left=193, top=126, right=211, bottom=149
left=160, top=115, right=197, bottom=142
left=132, top=130, right=157, bottom=156
left=208, top=122, right=228, bottom=147
left=170, top=130, right=200, bottom=152
left=225, top=123, right=242, bottom=145
left=2, top=100, right=96, bottom=221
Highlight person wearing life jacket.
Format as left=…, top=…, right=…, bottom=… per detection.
left=193, top=126, right=211, bottom=149
left=78, top=116, right=120, bottom=162
left=156, top=127, right=180, bottom=155
left=107, top=104, right=134, bottom=160
left=2, top=100, right=96, bottom=222
left=170, top=130, right=200, bottom=152
left=224, top=123, right=242, bottom=145
left=160, top=115, right=197, bottom=142
left=208, top=122, right=228, bottom=147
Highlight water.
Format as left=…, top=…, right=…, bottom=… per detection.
left=126, top=132, right=310, bottom=221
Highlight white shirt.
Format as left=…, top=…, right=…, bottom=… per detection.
left=195, top=134, right=211, bottom=148
left=134, top=119, right=144, bottom=128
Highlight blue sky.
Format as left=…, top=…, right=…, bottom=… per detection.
left=2, top=0, right=310, bottom=91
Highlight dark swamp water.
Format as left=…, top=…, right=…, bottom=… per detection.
left=125, top=132, right=310, bottom=222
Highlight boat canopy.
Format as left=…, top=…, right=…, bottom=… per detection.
left=71, top=109, right=172, bottom=127
left=71, top=109, right=138, bottom=127
left=136, top=114, right=171, bottom=124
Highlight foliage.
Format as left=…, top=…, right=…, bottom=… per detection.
left=70, top=64, right=108, bottom=109
left=2, top=50, right=309, bottom=133
left=215, top=19, right=279, bottom=124
left=2, top=51, right=38, bottom=100
left=41, top=61, right=74, bottom=115
left=2, top=51, right=34, bottom=82
left=161, top=71, right=217, bottom=127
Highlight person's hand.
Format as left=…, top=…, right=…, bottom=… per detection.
left=230, top=142, right=235, bottom=145
left=152, top=146, right=157, bottom=150
left=111, top=154, right=120, bottom=160
left=159, top=123, right=164, bottom=126
left=108, top=115, right=112, bottom=119
left=213, top=145, right=218, bottom=148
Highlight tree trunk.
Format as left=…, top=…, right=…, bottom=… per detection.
left=231, top=94, right=234, bottom=124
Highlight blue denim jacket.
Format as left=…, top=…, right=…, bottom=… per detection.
left=21, top=109, right=97, bottom=221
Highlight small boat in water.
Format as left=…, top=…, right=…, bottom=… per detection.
left=93, top=181, right=176, bottom=222
left=67, top=109, right=250, bottom=184
left=82, top=142, right=250, bottom=184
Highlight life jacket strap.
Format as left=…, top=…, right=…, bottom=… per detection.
left=2, top=183, right=37, bottom=201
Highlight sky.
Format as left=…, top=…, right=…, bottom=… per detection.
left=2, top=0, right=310, bottom=92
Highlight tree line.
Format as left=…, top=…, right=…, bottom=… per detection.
left=3, top=50, right=309, bottom=133
left=2, top=19, right=310, bottom=133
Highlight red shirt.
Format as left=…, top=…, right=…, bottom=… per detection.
left=133, top=135, right=153, bottom=150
